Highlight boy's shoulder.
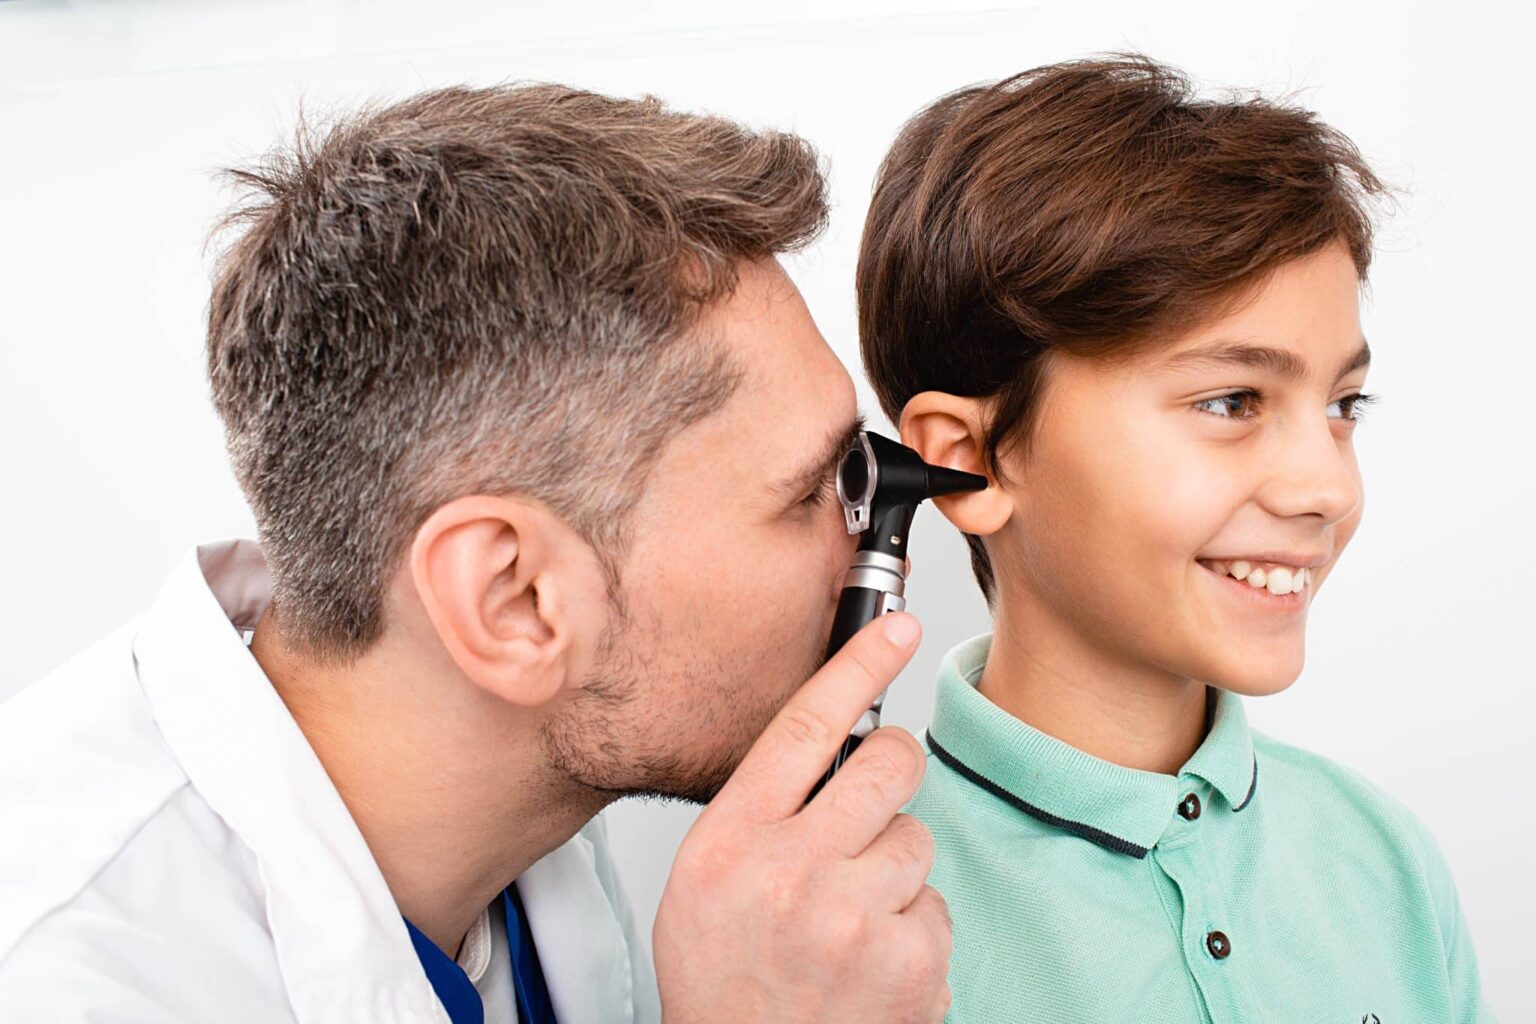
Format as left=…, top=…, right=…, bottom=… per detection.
left=1248, top=727, right=1460, bottom=896
left=1249, top=727, right=1428, bottom=828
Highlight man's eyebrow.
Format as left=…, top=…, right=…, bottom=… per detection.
left=1158, top=339, right=1371, bottom=385
left=772, top=413, right=867, bottom=499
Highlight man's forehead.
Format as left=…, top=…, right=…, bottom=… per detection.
left=650, top=263, right=856, bottom=497
left=766, top=413, right=866, bottom=500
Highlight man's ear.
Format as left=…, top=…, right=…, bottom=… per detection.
left=409, top=495, right=606, bottom=707
left=900, top=391, right=1013, bottom=536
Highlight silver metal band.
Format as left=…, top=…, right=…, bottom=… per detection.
left=843, top=550, right=908, bottom=598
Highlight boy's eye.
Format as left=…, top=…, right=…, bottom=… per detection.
left=1193, top=390, right=1261, bottom=419
left=1192, top=389, right=1378, bottom=423
left=1327, top=392, right=1378, bottom=422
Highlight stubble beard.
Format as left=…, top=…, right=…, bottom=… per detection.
left=540, top=605, right=829, bottom=807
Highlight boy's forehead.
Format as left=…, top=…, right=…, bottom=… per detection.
left=1133, top=248, right=1368, bottom=379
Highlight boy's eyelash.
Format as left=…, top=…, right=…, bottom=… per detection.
left=1194, top=389, right=1379, bottom=422
left=1341, top=392, right=1379, bottom=420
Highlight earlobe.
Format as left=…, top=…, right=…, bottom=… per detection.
left=409, top=496, right=580, bottom=708
left=899, top=391, right=1014, bottom=536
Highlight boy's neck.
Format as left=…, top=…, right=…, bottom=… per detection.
left=978, top=598, right=1211, bottom=777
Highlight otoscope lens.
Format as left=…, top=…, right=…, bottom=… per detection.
left=838, top=448, right=870, bottom=506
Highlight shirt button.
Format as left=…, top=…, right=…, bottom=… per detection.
left=1178, top=793, right=1202, bottom=820
left=1205, top=930, right=1231, bottom=960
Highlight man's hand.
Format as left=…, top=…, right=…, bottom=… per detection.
left=653, top=612, right=952, bottom=1023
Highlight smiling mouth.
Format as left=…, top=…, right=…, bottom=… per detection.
left=1196, top=558, right=1312, bottom=600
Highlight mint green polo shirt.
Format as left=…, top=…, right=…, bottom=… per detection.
left=906, top=634, right=1497, bottom=1023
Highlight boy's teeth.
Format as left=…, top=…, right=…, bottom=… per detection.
left=1203, top=559, right=1310, bottom=593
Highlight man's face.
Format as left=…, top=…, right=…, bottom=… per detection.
left=542, top=258, right=861, bottom=803
left=991, top=241, right=1369, bottom=697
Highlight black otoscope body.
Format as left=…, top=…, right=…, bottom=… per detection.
left=807, top=431, right=988, bottom=801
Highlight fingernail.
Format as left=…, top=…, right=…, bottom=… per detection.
left=882, top=612, right=919, bottom=647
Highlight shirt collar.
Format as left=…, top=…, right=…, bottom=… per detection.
left=926, top=633, right=1258, bottom=859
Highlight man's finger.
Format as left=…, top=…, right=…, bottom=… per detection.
left=712, top=612, right=920, bottom=823
left=800, top=727, right=926, bottom=858
left=846, top=812, right=936, bottom=911
left=900, top=884, right=953, bottom=955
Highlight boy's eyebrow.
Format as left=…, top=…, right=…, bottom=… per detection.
left=1158, top=338, right=1371, bottom=385
left=773, top=413, right=867, bottom=499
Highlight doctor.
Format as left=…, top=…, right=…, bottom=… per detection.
left=0, top=84, right=951, bottom=1022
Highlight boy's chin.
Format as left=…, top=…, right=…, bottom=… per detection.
left=1205, top=655, right=1304, bottom=698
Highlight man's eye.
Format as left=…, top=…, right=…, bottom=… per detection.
left=800, top=476, right=835, bottom=509
left=1193, top=390, right=1262, bottom=419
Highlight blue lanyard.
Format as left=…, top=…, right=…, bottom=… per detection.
left=404, top=885, right=558, bottom=1024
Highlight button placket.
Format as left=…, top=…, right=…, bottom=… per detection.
left=1153, top=814, right=1249, bottom=1023
left=1158, top=781, right=1207, bottom=852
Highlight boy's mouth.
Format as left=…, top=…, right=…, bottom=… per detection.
left=1195, top=557, right=1313, bottom=597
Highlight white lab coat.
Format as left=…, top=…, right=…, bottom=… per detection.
left=0, top=539, right=661, bottom=1023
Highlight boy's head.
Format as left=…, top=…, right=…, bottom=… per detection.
left=857, top=55, right=1387, bottom=695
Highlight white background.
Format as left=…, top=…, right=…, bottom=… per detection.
left=2, top=0, right=1531, bottom=1012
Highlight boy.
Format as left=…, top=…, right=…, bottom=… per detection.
left=857, top=55, right=1496, bottom=1021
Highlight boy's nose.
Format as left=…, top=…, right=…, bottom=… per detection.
left=1257, top=420, right=1362, bottom=526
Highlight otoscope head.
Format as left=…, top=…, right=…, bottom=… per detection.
left=835, top=431, right=989, bottom=548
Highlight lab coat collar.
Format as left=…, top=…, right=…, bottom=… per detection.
left=133, top=539, right=449, bottom=1022
left=132, top=540, right=641, bottom=1023
left=520, top=824, right=639, bottom=1023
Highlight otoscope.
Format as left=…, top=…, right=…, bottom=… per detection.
left=807, top=431, right=988, bottom=801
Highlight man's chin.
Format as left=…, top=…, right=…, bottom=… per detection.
left=614, top=787, right=715, bottom=809
left=613, top=730, right=788, bottom=807
left=614, top=755, right=741, bottom=807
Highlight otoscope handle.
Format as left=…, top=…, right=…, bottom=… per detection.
left=807, top=576, right=905, bottom=802
left=829, top=582, right=891, bottom=654
left=800, top=430, right=986, bottom=805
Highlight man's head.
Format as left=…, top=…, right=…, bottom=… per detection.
left=211, top=84, right=859, bottom=803
left=857, top=55, right=1388, bottom=696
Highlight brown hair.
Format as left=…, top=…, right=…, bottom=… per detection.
left=856, top=54, right=1388, bottom=602
left=209, top=83, right=827, bottom=662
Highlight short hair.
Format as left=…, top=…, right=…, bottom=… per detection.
left=208, top=83, right=828, bottom=661
left=856, top=54, right=1388, bottom=602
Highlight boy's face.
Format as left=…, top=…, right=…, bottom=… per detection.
left=988, top=241, right=1369, bottom=696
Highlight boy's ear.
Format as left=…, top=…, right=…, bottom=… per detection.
left=900, top=391, right=1013, bottom=536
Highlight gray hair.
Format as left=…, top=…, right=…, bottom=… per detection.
left=207, top=84, right=828, bottom=662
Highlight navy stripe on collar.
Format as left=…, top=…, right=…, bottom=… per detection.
left=926, top=732, right=1151, bottom=859
left=1234, top=755, right=1259, bottom=811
